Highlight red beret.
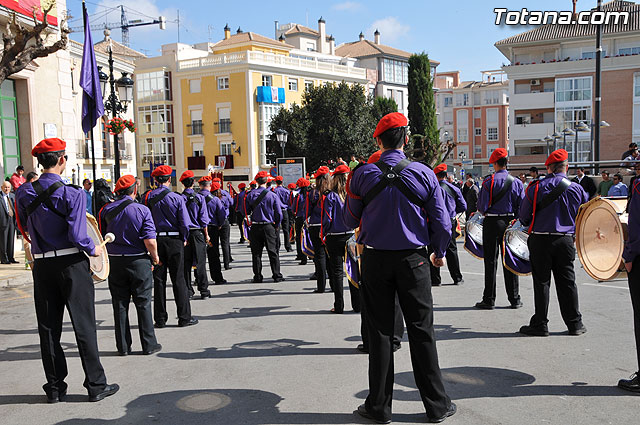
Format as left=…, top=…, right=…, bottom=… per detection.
left=179, top=170, right=194, bottom=182
left=433, top=164, right=447, bottom=174
left=332, top=164, right=350, bottom=175
left=32, top=138, right=66, bottom=156
left=198, top=175, right=212, bottom=184
left=368, top=150, right=382, bottom=164
left=114, top=175, right=136, bottom=193
left=275, top=175, right=284, bottom=182
left=255, top=171, right=269, bottom=180
left=267, top=175, right=275, bottom=182
left=296, top=178, right=309, bottom=187
left=314, top=166, right=331, bottom=179
left=287, top=183, right=296, bottom=190
left=238, top=183, right=246, bottom=189
left=489, top=148, right=508, bottom=164
left=373, top=112, right=408, bottom=138
left=211, top=182, right=221, bottom=191
left=545, top=149, right=569, bottom=166
left=212, top=177, right=221, bottom=183
left=151, top=165, right=173, bottom=177
left=250, top=180, right=257, bottom=186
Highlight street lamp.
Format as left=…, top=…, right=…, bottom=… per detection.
left=551, top=132, right=562, bottom=151
left=276, top=129, right=288, bottom=158
left=572, top=121, right=590, bottom=163
left=562, top=127, right=575, bottom=150
left=230, top=140, right=241, bottom=155
left=541, top=135, right=554, bottom=155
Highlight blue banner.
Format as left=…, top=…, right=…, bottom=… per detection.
left=257, top=86, right=285, bottom=103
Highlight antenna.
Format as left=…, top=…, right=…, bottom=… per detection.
left=120, top=5, right=129, bottom=47
left=177, top=9, right=180, bottom=43
left=208, top=25, right=213, bottom=42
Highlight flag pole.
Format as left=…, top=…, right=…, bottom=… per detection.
left=82, top=0, right=97, bottom=185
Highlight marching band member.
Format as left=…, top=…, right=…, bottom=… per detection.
left=200, top=177, right=227, bottom=285
left=179, top=171, right=210, bottom=299
left=213, top=177, right=233, bottom=269
left=15, top=138, right=118, bottom=402
left=98, top=175, right=161, bottom=356
left=343, top=113, right=456, bottom=424
left=518, top=149, right=588, bottom=337
left=294, top=178, right=310, bottom=265
left=308, top=167, right=330, bottom=293
left=475, top=148, right=525, bottom=310
left=235, top=183, right=248, bottom=244
left=145, top=165, right=198, bottom=328
left=431, top=163, right=466, bottom=286
left=287, top=183, right=297, bottom=249
left=245, top=171, right=285, bottom=283
left=274, top=176, right=293, bottom=252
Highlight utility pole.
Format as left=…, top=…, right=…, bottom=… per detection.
left=594, top=0, right=603, bottom=172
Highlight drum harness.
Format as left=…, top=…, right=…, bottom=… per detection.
left=362, top=159, right=426, bottom=208
left=527, top=178, right=571, bottom=234
left=485, top=174, right=514, bottom=215
left=144, top=188, right=178, bottom=237
left=248, top=189, right=271, bottom=225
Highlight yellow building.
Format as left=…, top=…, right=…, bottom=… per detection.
left=133, top=25, right=368, bottom=187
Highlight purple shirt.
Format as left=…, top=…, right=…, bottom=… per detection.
left=220, top=189, right=234, bottom=217
left=245, top=187, right=282, bottom=224
left=145, top=186, right=189, bottom=241
left=99, top=196, right=156, bottom=255
left=342, top=149, right=451, bottom=256
left=624, top=180, right=640, bottom=262
left=15, top=173, right=95, bottom=255
left=182, top=188, right=210, bottom=229
left=321, top=191, right=352, bottom=235
left=306, top=189, right=322, bottom=225
left=440, top=180, right=467, bottom=218
left=273, top=185, right=290, bottom=209
left=519, top=173, right=588, bottom=234
left=294, top=189, right=307, bottom=219
left=478, top=169, right=525, bottom=215
left=200, top=189, right=226, bottom=227
left=235, top=189, right=247, bottom=215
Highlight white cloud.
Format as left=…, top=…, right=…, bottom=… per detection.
left=332, top=2, right=364, bottom=11
left=366, top=17, right=410, bottom=44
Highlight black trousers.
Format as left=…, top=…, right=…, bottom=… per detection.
left=184, top=229, right=209, bottom=296
left=482, top=215, right=520, bottom=305
left=207, top=225, right=225, bottom=283
left=250, top=223, right=282, bottom=280
left=153, top=236, right=192, bottom=325
left=361, top=291, right=403, bottom=351
left=309, top=226, right=327, bottom=292
left=278, top=208, right=292, bottom=251
left=220, top=219, right=231, bottom=268
left=237, top=214, right=246, bottom=242
left=326, top=233, right=358, bottom=312
left=108, top=255, right=158, bottom=353
left=628, top=257, right=640, bottom=370
left=294, top=217, right=306, bottom=262
left=528, top=234, right=582, bottom=330
left=32, top=253, right=107, bottom=398
left=429, top=219, right=463, bottom=285
left=0, top=218, right=15, bottom=262
left=361, top=248, right=450, bottom=421
left=288, top=211, right=295, bottom=242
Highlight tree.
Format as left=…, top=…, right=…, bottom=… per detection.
left=371, top=96, right=397, bottom=122
left=0, top=3, right=69, bottom=84
left=268, top=103, right=308, bottom=160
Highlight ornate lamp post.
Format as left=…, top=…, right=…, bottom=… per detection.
left=276, top=129, right=288, bottom=158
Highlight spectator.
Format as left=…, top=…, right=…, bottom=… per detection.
left=621, top=142, right=638, bottom=160
left=336, top=157, right=347, bottom=166
left=518, top=173, right=527, bottom=184
left=528, top=166, right=539, bottom=180
left=0, top=181, right=17, bottom=264
left=82, top=178, right=93, bottom=214
left=608, top=173, right=629, bottom=197
left=25, top=171, right=38, bottom=183
left=627, top=163, right=640, bottom=210
left=622, top=148, right=640, bottom=170
left=349, top=155, right=359, bottom=170
left=598, top=170, right=614, bottom=197
left=572, top=167, right=597, bottom=199
left=9, top=165, right=25, bottom=191
left=464, top=176, right=479, bottom=220
left=93, top=178, right=114, bottom=216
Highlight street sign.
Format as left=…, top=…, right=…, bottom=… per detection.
left=462, top=159, right=474, bottom=166
left=276, top=157, right=306, bottom=186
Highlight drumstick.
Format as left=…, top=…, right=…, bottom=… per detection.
left=100, top=233, right=116, bottom=247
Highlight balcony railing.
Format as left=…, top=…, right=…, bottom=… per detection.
left=215, top=119, right=232, bottom=134
left=187, top=156, right=207, bottom=170
left=187, top=120, right=203, bottom=136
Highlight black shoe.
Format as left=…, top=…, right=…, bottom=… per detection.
left=154, top=322, right=166, bottom=329
left=519, top=324, right=549, bottom=337
left=118, top=349, right=131, bottom=356
left=299, top=261, right=308, bottom=266
left=453, top=279, right=464, bottom=285
left=88, top=384, right=119, bottom=402
left=568, top=324, right=587, bottom=336
left=286, top=248, right=293, bottom=252
left=178, top=318, right=199, bottom=327
left=47, top=389, right=67, bottom=404
left=618, top=372, right=640, bottom=393
left=9, top=260, right=19, bottom=264
left=200, top=292, right=211, bottom=300
left=313, top=289, right=325, bottom=293
left=0, top=261, right=9, bottom=264
left=143, top=344, right=162, bottom=355
left=215, top=280, right=227, bottom=285
left=428, top=402, right=457, bottom=423
left=238, top=240, right=245, bottom=244
left=474, top=301, right=495, bottom=310
left=252, top=276, right=263, bottom=283
left=230, top=258, right=235, bottom=262
left=224, top=266, right=232, bottom=270
left=432, top=282, right=441, bottom=287
left=356, top=344, right=368, bottom=354
left=510, top=300, right=523, bottom=309
left=273, top=277, right=285, bottom=283
left=310, top=273, right=317, bottom=280
left=356, top=404, right=391, bottom=424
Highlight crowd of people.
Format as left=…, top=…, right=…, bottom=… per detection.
left=6, top=112, right=640, bottom=423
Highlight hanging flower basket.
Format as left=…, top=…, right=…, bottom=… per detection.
left=106, top=117, right=136, bottom=135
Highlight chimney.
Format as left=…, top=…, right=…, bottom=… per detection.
left=359, top=31, right=364, bottom=41
left=374, top=29, right=380, bottom=45
left=274, top=20, right=279, bottom=39
left=317, top=16, right=326, bottom=53
left=237, top=27, right=242, bottom=34
left=329, top=35, right=335, bottom=55
left=279, top=34, right=286, bottom=44
left=572, top=0, right=578, bottom=20
left=224, top=24, right=230, bottom=40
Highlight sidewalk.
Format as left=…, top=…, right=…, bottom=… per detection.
left=0, top=249, right=32, bottom=288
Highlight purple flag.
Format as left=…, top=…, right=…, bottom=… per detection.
left=80, top=3, right=104, bottom=134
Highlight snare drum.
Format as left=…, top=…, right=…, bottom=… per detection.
left=464, top=212, right=484, bottom=259
left=502, top=220, right=531, bottom=276
left=86, top=213, right=110, bottom=283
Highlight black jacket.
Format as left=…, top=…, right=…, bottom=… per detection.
left=571, top=175, right=597, bottom=199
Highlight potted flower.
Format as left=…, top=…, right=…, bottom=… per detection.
left=106, top=117, right=136, bottom=135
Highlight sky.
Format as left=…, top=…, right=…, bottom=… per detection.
left=66, top=0, right=604, bottom=81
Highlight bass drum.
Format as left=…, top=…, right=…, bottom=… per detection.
left=86, top=213, right=110, bottom=283
left=575, top=197, right=628, bottom=281
left=464, top=212, right=484, bottom=259
left=502, top=220, right=531, bottom=276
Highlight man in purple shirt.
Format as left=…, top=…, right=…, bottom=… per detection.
left=200, top=177, right=227, bottom=285
left=475, top=148, right=525, bottom=310
left=621, top=178, right=640, bottom=392
left=179, top=170, right=210, bottom=299
left=518, top=149, right=588, bottom=337
left=274, top=176, right=293, bottom=252
left=294, top=178, right=309, bottom=265
left=213, top=177, right=234, bottom=269
left=235, top=183, right=248, bottom=244
left=145, top=165, right=197, bottom=328
left=245, top=171, right=284, bottom=283
left=430, top=163, right=466, bottom=286
left=15, top=138, right=118, bottom=403
left=343, top=113, right=456, bottom=424
left=98, top=175, right=161, bottom=356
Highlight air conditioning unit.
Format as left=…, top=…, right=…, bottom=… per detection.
left=530, top=79, right=541, bottom=85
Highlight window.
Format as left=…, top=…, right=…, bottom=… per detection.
left=475, top=128, right=482, bottom=136
left=306, top=42, right=316, bottom=52
left=136, top=70, right=171, bottom=102
left=218, top=108, right=231, bottom=134
left=394, top=90, right=404, bottom=111
left=383, top=58, right=409, bottom=84
left=487, top=127, right=498, bottom=141
left=189, top=110, right=203, bottom=135
left=444, top=96, right=453, bottom=107
left=192, top=142, right=204, bottom=157
left=620, top=47, right=640, bottom=55
left=141, top=137, right=175, bottom=166
left=474, top=145, right=482, bottom=156
left=634, top=74, right=640, bottom=97
left=484, top=90, right=500, bottom=104
left=455, top=93, right=470, bottom=106
left=288, top=78, right=298, bottom=91
left=220, top=143, right=232, bottom=156
left=386, top=89, right=393, bottom=99
left=138, top=105, right=173, bottom=135
left=457, top=128, right=468, bottom=143
left=581, top=50, right=606, bottom=59
left=555, top=77, right=592, bottom=102
left=487, top=144, right=499, bottom=157
left=443, top=111, right=453, bottom=125
left=486, top=108, right=498, bottom=124
left=456, top=109, right=468, bottom=127
left=473, top=109, right=481, bottom=119
left=305, top=80, right=314, bottom=91
left=217, top=76, right=229, bottom=90
left=555, top=106, right=591, bottom=132
left=262, top=75, right=272, bottom=87
left=189, top=79, right=201, bottom=93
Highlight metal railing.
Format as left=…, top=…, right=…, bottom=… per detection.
left=187, top=120, right=203, bottom=135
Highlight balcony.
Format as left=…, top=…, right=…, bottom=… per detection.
left=214, top=155, right=234, bottom=169
left=215, top=119, right=232, bottom=134
left=187, top=156, right=206, bottom=170
left=510, top=91, right=555, bottom=110
left=510, top=122, right=555, bottom=140
left=187, top=120, right=203, bottom=136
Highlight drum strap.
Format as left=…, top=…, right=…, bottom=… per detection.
left=439, top=181, right=456, bottom=200
left=251, top=189, right=270, bottom=211
left=205, top=194, right=214, bottom=203
left=99, top=198, right=134, bottom=234
left=488, top=175, right=514, bottom=208
left=27, top=181, right=66, bottom=219
left=182, top=191, right=201, bottom=207
left=363, top=159, right=424, bottom=208
left=145, top=188, right=171, bottom=209
left=528, top=178, right=571, bottom=233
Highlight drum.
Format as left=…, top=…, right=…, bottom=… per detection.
left=502, top=220, right=531, bottom=276
left=242, top=219, right=251, bottom=242
left=454, top=213, right=463, bottom=240
left=301, top=225, right=314, bottom=259
left=575, top=197, right=628, bottom=281
left=464, top=212, right=484, bottom=259
left=86, top=213, right=110, bottom=283
left=344, top=235, right=360, bottom=289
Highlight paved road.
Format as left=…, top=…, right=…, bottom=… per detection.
left=0, top=227, right=638, bottom=424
